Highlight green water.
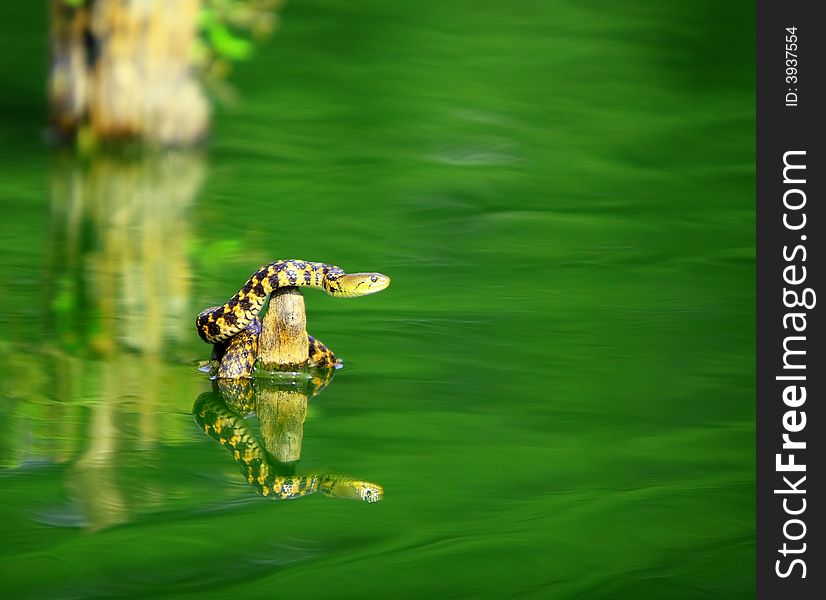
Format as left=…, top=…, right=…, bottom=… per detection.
left=0, top=1, right=754, bottom=597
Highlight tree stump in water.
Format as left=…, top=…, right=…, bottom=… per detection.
left=258, top=288, right=309, bottom=370
left=48, top=0, right=209, bottom=145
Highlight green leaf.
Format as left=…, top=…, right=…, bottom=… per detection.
left=208, top=23, right=253, bottom=60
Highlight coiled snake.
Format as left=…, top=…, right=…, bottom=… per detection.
left=193, top=260, right=386, bottom=502
left=196, top=260, right=390, bottom=377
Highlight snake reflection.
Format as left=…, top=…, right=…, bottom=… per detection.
left=192, top=373, right=383, bottom=503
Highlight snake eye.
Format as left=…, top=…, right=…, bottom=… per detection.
left=370, top=275, right=378, bottom=283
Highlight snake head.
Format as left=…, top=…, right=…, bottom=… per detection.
left=330, top=272, right=391, bottom=298
left=356, top=482, right=384, bottom=503
left=322, top=478, right=384, bottom=502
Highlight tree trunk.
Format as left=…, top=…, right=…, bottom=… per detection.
left=258, top=288, right=310, bottom=370
left=49, top=0, right=209, bottom=146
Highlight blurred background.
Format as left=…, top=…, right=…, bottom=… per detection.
left=0, top=1, right=754, bottom=597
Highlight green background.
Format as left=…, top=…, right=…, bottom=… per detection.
left=0, top=1, right=754, bottom=597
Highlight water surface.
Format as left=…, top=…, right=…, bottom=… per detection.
left=0, top=1, right=754, bottom=597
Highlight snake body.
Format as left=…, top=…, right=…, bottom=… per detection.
left=196, top=260, right=390, bottom=344
left=196, top=260, right=389, bottom=377
left=211, top=317, right=340, bottom=378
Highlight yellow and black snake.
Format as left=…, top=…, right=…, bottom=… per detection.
left=196, top=260, right=390, bottom=377
left=193, top=390, right=383, bottom=502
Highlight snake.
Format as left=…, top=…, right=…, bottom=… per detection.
left=193, top=390, right=383, bottom=502
left=196, top=260, right=390, bottom=378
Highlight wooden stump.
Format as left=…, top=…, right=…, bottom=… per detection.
left=48, top=0, right=209, bottom=145
left=258, top=288, right=309, bottom=370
